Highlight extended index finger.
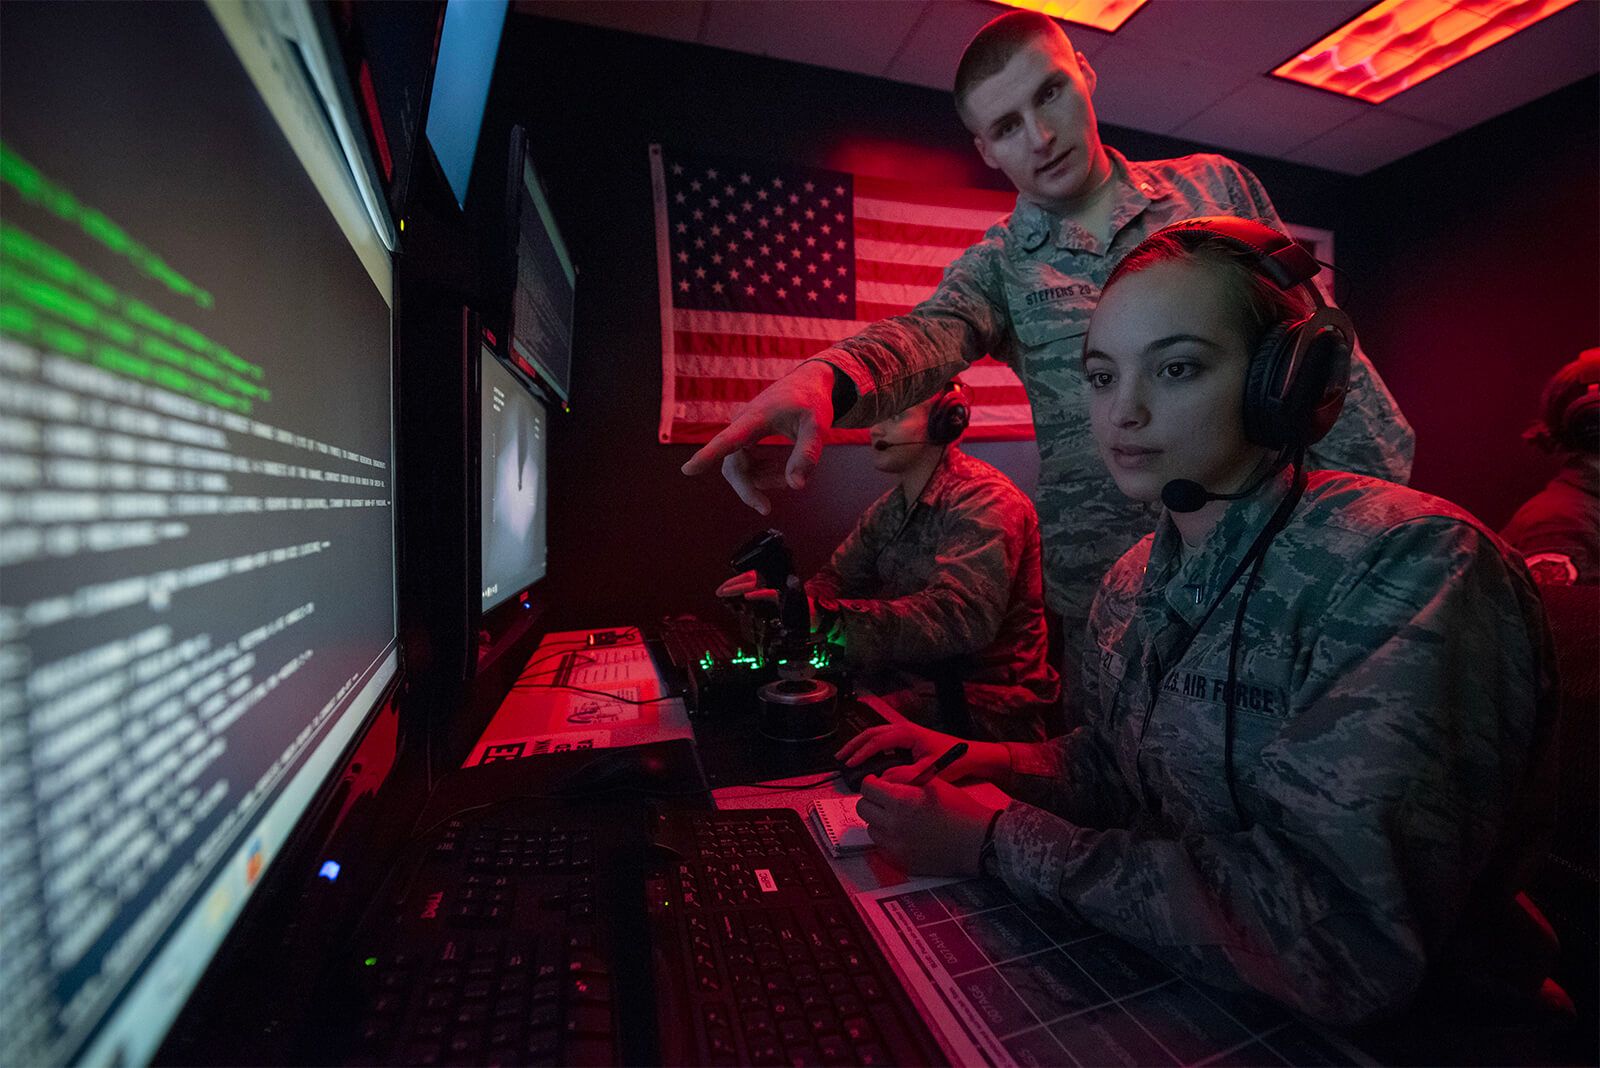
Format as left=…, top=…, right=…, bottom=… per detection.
left=681, top=411, right=767, bottom=477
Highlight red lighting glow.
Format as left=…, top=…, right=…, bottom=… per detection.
left=1272, top=0, right=1582, bottom=104
left=987, top=0, right=1150, bottom=33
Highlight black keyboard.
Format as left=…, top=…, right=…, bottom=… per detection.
left=319, top=749, right=938, bottom=1066
left=646, top=807, right=946, bottom=1066
left=325, top=806, right=654, bottom=1067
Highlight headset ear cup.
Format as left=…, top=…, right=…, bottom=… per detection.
left=926, top=388, right=971, bottom=445
left=1298, top=326, right=1352, bottom=445
left=1244, top=323, right=1291, bottom=447
left=1244, top=312, right=1353, bottom=448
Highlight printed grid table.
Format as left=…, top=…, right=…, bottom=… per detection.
left=856, top=877, right=1367, bottom=1067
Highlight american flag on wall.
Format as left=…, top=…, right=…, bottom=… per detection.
left=649, top=144, right=1034, bottom=444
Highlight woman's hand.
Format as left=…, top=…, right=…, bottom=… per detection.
left=855, top=776, right=997, bottom=875
left=835, top=721, right=953, bottom=773
left=836, top=723, right=1009, bottom=787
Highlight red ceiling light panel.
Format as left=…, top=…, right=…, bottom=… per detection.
left=1272, top=0, right=1583, bottom=104
left=988, top=0, right=1151, bottom=33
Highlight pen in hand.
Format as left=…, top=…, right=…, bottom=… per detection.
left=909, top=742, right=968, bottom=787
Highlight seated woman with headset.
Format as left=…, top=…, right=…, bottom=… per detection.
left=840, top=218, right=1564, bottom=1054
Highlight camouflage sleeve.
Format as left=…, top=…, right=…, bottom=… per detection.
left=1223, top=161, right=1416, bottom=484
left=823, top=480, right=1025, bottom=667
left=999, top=729, right=1140, bottom=832
left=990, top=518, right=1551, bottom=1027
left=813, top=226, right=1013, bottom=428
left=804, top=513, right=884, bottom=603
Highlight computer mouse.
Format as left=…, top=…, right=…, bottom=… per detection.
left=555, top=750, right=675, bottom=798
left=837, top=747, right=915, bottom=793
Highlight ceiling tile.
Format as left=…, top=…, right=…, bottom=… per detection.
left=1109, top=0, right=1373, bottom=71
left=1283, top=108, right=1456, bottom=175
left=1088, top=39, right=1253, bottom=134
left=1172, top=76, right=1369, bottom=158
left=884, top=1, right=1033, bottom=92
left=1374, top=2, right=1600, bottom=131
left=513, top=0, right=1599, bottom=174
left=699, top=0, right=928, bottom=77
left=513, top=0, right=707, bottom=44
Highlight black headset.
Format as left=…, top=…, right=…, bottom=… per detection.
left=1143, top=216, right=1355, bottom=450
left=926, top=379, right=972, bottom=445
left=1116, top=216, right=1356, bottom=830
left=1530, top=355, right=1600, bottom=454
left=1561, top=383, right=1600, bottom=452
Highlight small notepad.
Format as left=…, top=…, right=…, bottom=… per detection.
left=808, top=796, right=874, bottom=857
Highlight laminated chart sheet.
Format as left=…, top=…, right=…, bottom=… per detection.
left=464, top=628, right=693, bottom=766
left=854, top=877, right=1367, bottom=1067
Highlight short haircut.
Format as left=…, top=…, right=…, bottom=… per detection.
left=1100, top=231, right=1315, bottom=357
left=954, top=10, right=1072, bottom=125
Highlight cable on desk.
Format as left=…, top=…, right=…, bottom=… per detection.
left=716, top=772, right=843, bottom=797
left=509, top=681, right=680, bottom=705
left=517, top=646, right=595, bottom=680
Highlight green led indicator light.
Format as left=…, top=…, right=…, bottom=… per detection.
left=364, top=957, right=377, bottom=967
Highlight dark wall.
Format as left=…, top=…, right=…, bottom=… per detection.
left=485, top=15, right=1375, bottom=630
left=1340, top=75, right=1600, bottom=530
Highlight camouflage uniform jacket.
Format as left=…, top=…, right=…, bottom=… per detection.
left=984, top=469, right=1559, bottom=1028
left=805, top=447, right=1058, bottom=742
left=815, top=150, right=1415, bottom=649
left=1499, top=453, right=1599, bottom=584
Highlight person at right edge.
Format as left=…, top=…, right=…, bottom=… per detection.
left=681, top=10, right=1414, bottom=694
left=1501, top=348, right=1600, bottom=585
left=840, top=219, right=1568, bottom=1064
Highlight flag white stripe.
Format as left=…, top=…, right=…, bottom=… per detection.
left=854, top=195, right=1008, bottom=232
left=676, top=399, right=1033, bottom=427
left=858, top=279, right=941, bottom=306
left=671, top=350, right=1028, bottom=391
left=856, top=239, right=971, bottom=268
left=675, top=306, right=870, bottom=341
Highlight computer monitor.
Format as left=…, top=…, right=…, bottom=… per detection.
left=0, top=4, right=398, bottom=1065
left=424, top=0, right=508, bottom=211
left=506, top=127, right=578, bottom=406
left=479, top=343, right=549, bottom=614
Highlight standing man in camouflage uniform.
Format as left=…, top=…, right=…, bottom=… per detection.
left=840, top=222, right=1562, bottom=1056
left=718, top=382, right=1059, bottom=743
left=682, top=10, right=1414, bottom=685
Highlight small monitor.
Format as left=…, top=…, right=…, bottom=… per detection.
left=480, top=344, right=548, bottom=612
left=506, top=130, right=577, bottom=405
left=424, top=0, right=507, bottom=210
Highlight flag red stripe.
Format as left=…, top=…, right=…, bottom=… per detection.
left=675, top=330, right=836, bottom=359
left=673, top=373, right=1028, bottom=408
left=664, top=420, right=1030, bottom=445
left=855, top=258, right=946, bottom=287
left=854, top=215, right=989, bottom=250
left=854, top=174, right=1015, bottom=213
left=855, top=299, right=916, bottom=321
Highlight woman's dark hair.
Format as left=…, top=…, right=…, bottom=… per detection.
left=1103, top=231, right=1315, bottom=354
